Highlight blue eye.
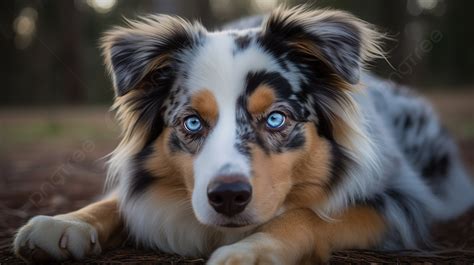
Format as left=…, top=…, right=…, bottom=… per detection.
left=184, top=115, right=202, bottom=132
left=266, top=112, right=286, bottom=129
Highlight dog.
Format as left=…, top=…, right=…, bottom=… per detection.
left=13, top=6, right=474, bottom=264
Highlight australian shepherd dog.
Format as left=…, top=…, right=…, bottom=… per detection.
left=14, top=6, right=474, bottom=264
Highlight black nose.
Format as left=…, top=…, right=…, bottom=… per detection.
left=207, top=176, right=252, bottom=217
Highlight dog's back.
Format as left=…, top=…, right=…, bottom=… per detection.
left=364, top=74, right=474, bottom=218
left=350, top=74, right=474, bottom=249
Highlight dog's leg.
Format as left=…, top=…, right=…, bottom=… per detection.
left=13, top=196, right=123, bottom=263
left=208, top=206, right=386, bottom=265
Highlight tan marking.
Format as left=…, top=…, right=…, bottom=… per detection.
left=249, top=143, right=298, bottom=221
left=247, top=85, right=276, bottom=114
left=317, top=206, right=386, bottom=250
left=284, top=123, right=332, bottom=208
left=248, top=123, right=332, bottom=223
left=191, top=89, right=218, bottom=123
left=254, top=207, right=386, bottom=263
left=145, top=128, right=195, bottom=196
left=212, top=206, right=386, bottom=263
left=66, top=197, right=124, bottom=248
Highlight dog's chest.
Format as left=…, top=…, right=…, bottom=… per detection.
left=120, top=195, right=248, bottom=257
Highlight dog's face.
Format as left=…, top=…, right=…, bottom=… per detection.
left=103, top=7, right=379, bottom=228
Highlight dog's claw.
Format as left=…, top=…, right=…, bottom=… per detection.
left=60, top=233, right=68, bottom=249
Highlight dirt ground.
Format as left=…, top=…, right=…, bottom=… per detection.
left=1, top=92, right=473, bottom=264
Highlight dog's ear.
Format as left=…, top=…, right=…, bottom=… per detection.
left=261, top=6, right=382, bottom=84
left=101, top=15, right=204, bottom=96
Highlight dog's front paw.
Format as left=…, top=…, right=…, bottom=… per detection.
left=207, top=235, right=285, bottom=265
left=13, top=215, right=101, bottom=263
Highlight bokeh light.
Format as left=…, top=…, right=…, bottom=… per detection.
left=86, top=0, right=117, bottom=14
left=251, top=0, right=279, bottom=12
left=13, top=7, right=38, bottom=50
left=417, top=0, right=439, bottom=10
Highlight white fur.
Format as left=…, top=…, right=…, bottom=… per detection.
left=119, top=185, right=252, bottom=256
left=13, top=215, right=101, bottom=261
left=208, top=232, right=287, bottom=265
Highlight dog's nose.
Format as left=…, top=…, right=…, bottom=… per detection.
left=207, top=175, right=252, bottom=217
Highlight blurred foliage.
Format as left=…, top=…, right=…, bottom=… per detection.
left=0, top=107, right=120, bottom=150
left=0, top=0, right=473, bottom=106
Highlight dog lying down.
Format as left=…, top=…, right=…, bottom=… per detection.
left=13, top=6, right=474, bottom=264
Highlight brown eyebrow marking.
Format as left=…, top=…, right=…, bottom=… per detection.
left=191, top=89, right=218, bottom=123
left=247, top=85, right=276, bottom=115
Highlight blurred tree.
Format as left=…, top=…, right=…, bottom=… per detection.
left=59, top=0, right=84, bottom=103
left=0, top=0, right=472, bottom=106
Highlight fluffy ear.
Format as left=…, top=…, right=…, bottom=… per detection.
left=262, top=6, right=383, bottom=84
left=101, top=15, right=204, bottom=96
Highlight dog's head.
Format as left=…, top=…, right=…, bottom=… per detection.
left=103, top=6, right=381, bottom=228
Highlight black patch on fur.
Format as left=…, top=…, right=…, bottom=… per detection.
left=297, top=64, right=354, bottom=142
left=235, top=92, right=258, bottom=157
left=125, top=66, right=176, bottom=146
left=254, top=133, right=271, bottom=155
left=386, top=189, right=412, bottom=216
left=234, top=35, right=252, bottom=52
left=326, top=140, right=352, bottom=191
left=128, top=144, right=159, bottom=197
left=299, top=78, right=346, bottom=141
left=313, top=106, right=334, bottom=140
left=110, top=29, right=198, bottom=96
left=403, top=114, right=413, bottom=130
left=245, top=71, right=292, bottom=99
left=259, top=12, right=362, bottom=84
left=416, top=114, right=427, bottom=135
left=235, top=141, right=252, bottom=157
left=398, top=112, right=452, bottom=187
left=385, top=188, right=431, bottom=247
left=356, top=187, right=432, bottom=248
left=357, top=193, right=386, bottom=210
left=285, top=130, right=306, bottom=149
left=421, top=153, right=450, bottom=181
left=168, top=131, right=192, bottom=154
left=359, top=188, right=417, bottom=224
